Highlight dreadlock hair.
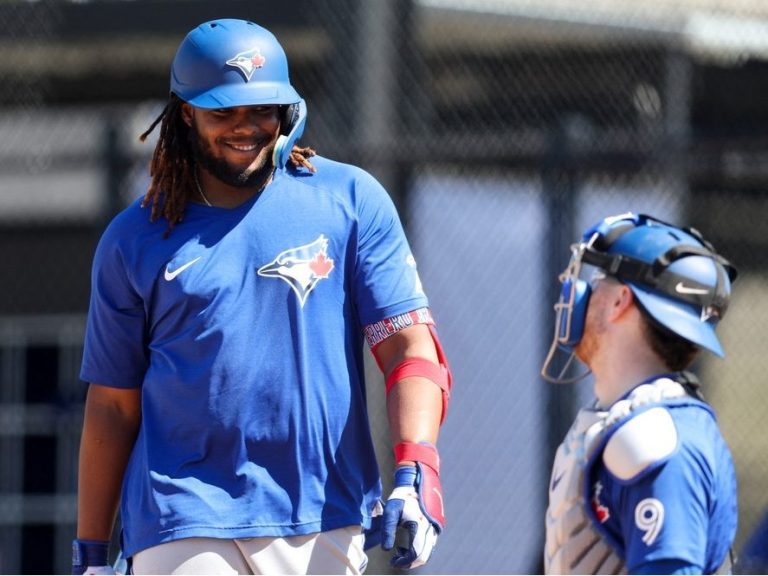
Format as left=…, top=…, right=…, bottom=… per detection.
left=139, top=94, right=194, bottom=237
left=138, top=95, right=318, bottom=238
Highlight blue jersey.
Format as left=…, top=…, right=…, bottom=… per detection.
left=586, top=391, right=737, bottom=574
left=80, top=157, right=429, bottom=557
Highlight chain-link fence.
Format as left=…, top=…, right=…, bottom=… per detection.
left=1, top=0, right=767, bottom=573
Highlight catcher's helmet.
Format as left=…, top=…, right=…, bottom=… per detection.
left=171, top=19, right=306, bottom=168
left=542, top=212, right=737, bottom=383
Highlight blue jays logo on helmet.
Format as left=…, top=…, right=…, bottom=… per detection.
left=170, top=19, right=301, bottom=109
left=258, top=235, right=335, bottom=307
left=226, top=47, right=266, bottom=81
left=171, top=19, right=308, bottom=169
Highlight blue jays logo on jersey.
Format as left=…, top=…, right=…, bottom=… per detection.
left=591, top=481, right=611, bottom=523
left=225, top=47, right=266, bottom=81
left=257, top=235, right=335, bottom=307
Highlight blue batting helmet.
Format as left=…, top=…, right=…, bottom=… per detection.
left=171, top=19, right=301, bottom=108
left=170, top=19, right=307, bottom=168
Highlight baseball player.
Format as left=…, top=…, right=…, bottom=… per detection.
left=72, top=19, right=451, bottom=575
left=541, top=213, right=738, bottom=574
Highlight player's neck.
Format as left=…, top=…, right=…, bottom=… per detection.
left=592, top=348, right=669, bottom=408
left=194, top=168, right=273, bottom=209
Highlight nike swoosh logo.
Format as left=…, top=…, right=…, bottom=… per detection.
left=675, top=282, right=709, bottom=295
left=164, top=257, right=202, bottom=281
left=551, top=470, right=565, bottom=492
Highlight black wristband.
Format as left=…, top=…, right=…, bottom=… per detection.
left=72, top=539, right=110, bottom=575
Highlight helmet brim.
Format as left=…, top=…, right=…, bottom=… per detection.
left=181, top=82, right=301, bottom=109
left=631, top=284, right=725, bottom=357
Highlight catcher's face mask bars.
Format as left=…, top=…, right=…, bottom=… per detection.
left=540, top=234, right=600, bottom=385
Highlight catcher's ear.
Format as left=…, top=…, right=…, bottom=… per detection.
left=607, top=283, right=634, bottom=322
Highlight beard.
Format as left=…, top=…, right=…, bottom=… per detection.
left=188, top=122, right=275, bottom=188
left=575, top=328, right=599, bottom=365
left=575, top=297, right=608, bottom=365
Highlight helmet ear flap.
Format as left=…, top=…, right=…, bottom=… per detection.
left=272, top=99, right=307, bottom=169
left=280, top=103, right=301, bottom=136
left=557, top=278, right=591, bottom=349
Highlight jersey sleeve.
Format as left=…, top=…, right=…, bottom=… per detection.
left=610, top=446, right=709, bottom=572
left=79, top=220, right=148, bottom=389
left=352, top=170, right=429, bottom=325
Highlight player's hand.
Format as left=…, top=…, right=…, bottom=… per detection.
left=71, top=539, right=116, bottom=575
left=382, top=464, right=444, bottom=569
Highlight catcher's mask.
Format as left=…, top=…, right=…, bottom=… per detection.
left=541, top=212, right=738, bottom=384
left=171, top=18, right=306, bottom=169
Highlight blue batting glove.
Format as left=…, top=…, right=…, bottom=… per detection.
left=382, top=465, right=442, bottom=569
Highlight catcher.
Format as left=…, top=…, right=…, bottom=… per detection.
left=541, top=212, right=738, bottom=574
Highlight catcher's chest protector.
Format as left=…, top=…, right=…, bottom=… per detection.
left=544, top=379, right=688, bottom=575
left=544, top=406, right=626, bottom=575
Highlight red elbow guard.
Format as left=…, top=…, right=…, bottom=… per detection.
left=385, top=356, right=451, bottom=424
left=385, top=325, right=452, bottom=424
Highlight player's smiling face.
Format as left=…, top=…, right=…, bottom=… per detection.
left=182, top=103, right=281, bottom=188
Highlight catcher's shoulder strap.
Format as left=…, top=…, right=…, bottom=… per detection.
left=676, top=370, right=707, bottom=401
